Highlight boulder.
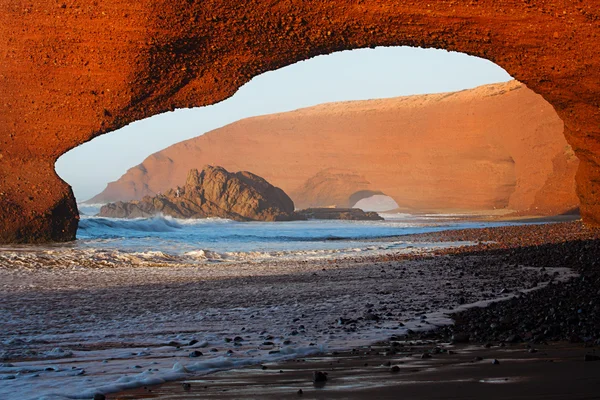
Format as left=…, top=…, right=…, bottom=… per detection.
left=99, top=166, right=298, bottom=221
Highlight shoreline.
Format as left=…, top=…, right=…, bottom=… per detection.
left=105, top=219, right=600, bottom=399
left=114, top=342, right=600, bottom=399
left=2, top=219, right=599, bottom=399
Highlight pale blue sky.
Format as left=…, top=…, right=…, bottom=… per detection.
left=55, top=46, right=512, bottom=202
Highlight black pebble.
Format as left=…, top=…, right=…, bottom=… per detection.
left=313, top=371, right=328, bottom=383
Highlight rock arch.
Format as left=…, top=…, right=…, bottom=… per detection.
left=348, top=190, right=386, bottom=208
left=1, top=1, right=599, bottom=242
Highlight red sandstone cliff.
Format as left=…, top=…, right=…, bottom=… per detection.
left=90, top=81, right=579, bottom=215
left=2, top=0, right=600, bottom=242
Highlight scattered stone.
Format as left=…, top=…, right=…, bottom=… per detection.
left=364, top=312, right=380, bottom=321
left=492, top=359, right=500, bottom=365
left=337, top=317, right=358, bottom=325
left=182, top=383, right=191, bottom=390
left=313, top=371, right=328, bottom=383
left=505, top=335, right=523, bottom=344
left=297, top=389, right=303, bottom=395
left=93, top=394, right=106, bottom=400
left=189, top=351, right=203, bottom=358
left=188, top=339, right=199, bottom=346
left=390, top=365, right=401, bottom=373
left=451, top=333, right=470, bottom=344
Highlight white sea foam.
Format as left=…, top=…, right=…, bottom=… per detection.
left=0, top=240, right=469, bottom=270
left=0, top=217, right=560, bottom=399
left=0, top=238, right=577, bottom=400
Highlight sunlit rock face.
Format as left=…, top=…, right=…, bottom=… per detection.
left=98, top=166, right=297, bottom=221
left=91, top=82, right=579, bottom=216
left=1, top=0, right=599, bottom=242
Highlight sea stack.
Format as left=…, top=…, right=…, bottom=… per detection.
left=98, top=166, right=297, bottom=221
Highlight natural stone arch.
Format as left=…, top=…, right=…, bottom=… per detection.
left=348, top=190, right=386, bottom=209
left=1, top=1, right=599, bottom=242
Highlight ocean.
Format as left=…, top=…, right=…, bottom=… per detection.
left=75, top=204, right=524, bottom=264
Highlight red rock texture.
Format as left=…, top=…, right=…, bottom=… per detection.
left=1, top=1, right=599, bottom=242
left=91, top=81, right=579, bottom=215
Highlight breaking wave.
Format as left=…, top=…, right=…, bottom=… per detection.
left=63, top=213, right=521, bottom=265
left=78, top=215, right=234, bottom=234
left=0, top=240, right=468, bottom=270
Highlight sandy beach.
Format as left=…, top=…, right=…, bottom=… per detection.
left=1, top=219, right=599, bottom=399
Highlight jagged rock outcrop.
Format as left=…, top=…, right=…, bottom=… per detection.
left=2, top=1, right=600, bottom=242
left=99, top=166, right=297, bottom=221
left=296, top=208, right=383, bottom=221
left=91, top=81, right=579, bottom=214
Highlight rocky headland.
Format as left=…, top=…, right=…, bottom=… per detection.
left=99, top=166, right=297, bottom=222
left=296, top=208, right=383, bottom=221
left=90, top=81, right=579, bottom=216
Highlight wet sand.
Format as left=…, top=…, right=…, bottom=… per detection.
left=113, top=342, right=600, bottom=400
left=107, top=219, right=600, bottom=400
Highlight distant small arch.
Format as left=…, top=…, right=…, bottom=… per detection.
left=350, top=191, right=400, bottom=212
left=348, top=190, right=385, bottom=207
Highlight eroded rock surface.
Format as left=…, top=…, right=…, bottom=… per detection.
left=1, top=1, right=600, bottom=242
left=99, top=166, right=296, bottom=221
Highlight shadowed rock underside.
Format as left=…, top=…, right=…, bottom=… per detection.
left=1, top=1, right=600, bottom=242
